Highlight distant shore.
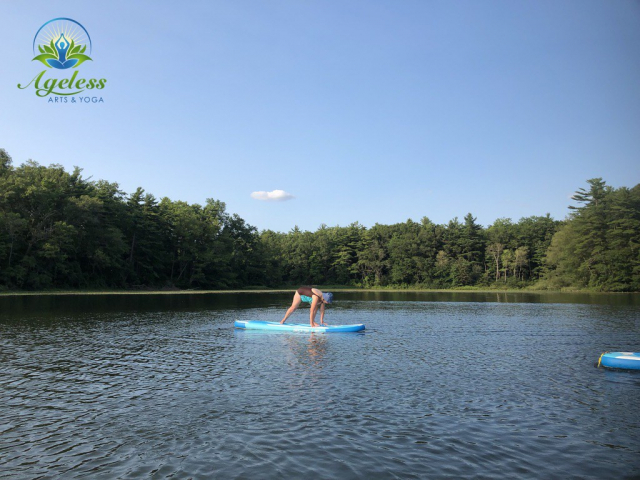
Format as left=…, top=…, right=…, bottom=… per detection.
left=0, top=287, right=636, bottom=297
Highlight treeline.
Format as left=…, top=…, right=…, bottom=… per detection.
left=0, top=150, right=265, bottom=290
left=1, top=149, right=638, bottom=291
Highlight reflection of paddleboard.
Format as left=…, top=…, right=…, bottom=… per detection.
left=599, top=352, right=640, bottom=370
left=234, top=320, right=365, bottom=333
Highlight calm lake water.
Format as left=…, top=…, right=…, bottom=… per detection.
left=1, top=291, right=639, bottom=479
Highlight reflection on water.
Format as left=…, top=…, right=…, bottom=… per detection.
left=287, top=334, right=328, bottom=368
left=0, top=292, right=639, bottom=479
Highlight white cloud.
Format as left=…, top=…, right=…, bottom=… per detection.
left=250, top=189, right=295, bottom=202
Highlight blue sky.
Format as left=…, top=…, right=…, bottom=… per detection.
left=1, top=1, right=639, bottom=232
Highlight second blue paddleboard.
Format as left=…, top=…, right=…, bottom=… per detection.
left=599, top=351, right=640, bottom=370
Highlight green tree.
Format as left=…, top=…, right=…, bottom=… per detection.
left=124, top=188, right=167, bottom=286
left=514, top=215, right=559, bottom=280
left=486, top=242, right=504, bottom=282
left=544, top=179, right=640, bottom=291
left=0, top=149, right=12, bottom=174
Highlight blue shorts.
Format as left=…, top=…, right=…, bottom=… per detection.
left=300, top=295, right=313, bottom=304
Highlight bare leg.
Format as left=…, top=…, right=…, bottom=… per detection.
left=280, top=292, right=302, bottom=324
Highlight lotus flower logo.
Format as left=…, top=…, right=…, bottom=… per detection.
left=32, top=18, right=92, bottom=70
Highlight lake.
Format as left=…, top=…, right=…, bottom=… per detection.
left=1, top=291, right=639, bottom=479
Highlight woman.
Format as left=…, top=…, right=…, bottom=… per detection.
left=280, top=286, right=333, bottom=327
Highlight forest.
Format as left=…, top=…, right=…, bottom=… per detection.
left=0, top=149, right=638, bottom=292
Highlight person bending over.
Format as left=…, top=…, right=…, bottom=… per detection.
left=280, top=286, right=333, bottom=327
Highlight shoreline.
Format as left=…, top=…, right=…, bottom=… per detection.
left=0, top=287, right=637, bottom=297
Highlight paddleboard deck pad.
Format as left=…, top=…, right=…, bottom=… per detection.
left=235, top=320, right=365, bottom=333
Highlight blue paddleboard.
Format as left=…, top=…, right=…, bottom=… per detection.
left=234, top=320, right=365, bottom=333
left=598, top=352, right=640, bottom=370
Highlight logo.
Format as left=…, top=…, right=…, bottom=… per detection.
left=32, top=18, right=92, bottom=69
left=18, top=18, right=106, bottom=102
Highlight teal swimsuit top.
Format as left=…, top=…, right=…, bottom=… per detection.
left=300, top=295, right=313, bottom=304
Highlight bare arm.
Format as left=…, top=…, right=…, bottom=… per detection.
left=319, top=303, right=327, bottom=325
left=309, top=296, right=321, bottom=327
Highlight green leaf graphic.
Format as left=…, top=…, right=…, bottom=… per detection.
left=38, top=45, right=44, bottom=53
left=69, top=38, right=75, bottom=54
left=80, top=45, right=86, bottom=54
left=67, top=53, right=93, bottom=67
left=32, top=53, right=56, bottom=67
left=71, top=45, right=81, bottom=55
left=50, top=39, right=56, bottom=56
left=43, top=45, right=55, bottom=55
